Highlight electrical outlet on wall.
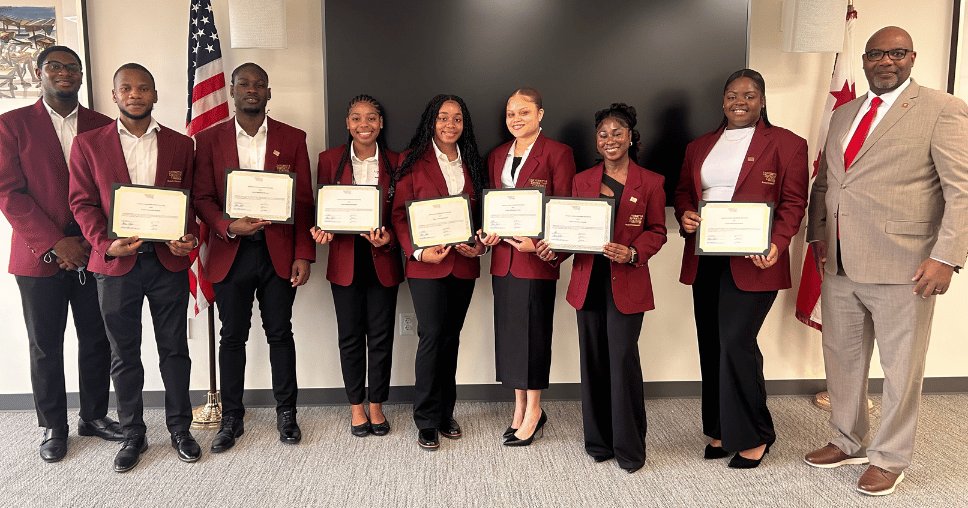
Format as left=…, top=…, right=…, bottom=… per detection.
left=399, top=313, right=417, bottom=337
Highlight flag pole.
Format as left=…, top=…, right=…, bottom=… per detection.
left=191, top=306, right=221, bottom=428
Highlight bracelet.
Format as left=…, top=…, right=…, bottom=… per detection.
left=627, top=247, right=638, bottom=265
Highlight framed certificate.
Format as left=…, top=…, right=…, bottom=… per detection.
left=695, top=201, right=774, bottom=256
left=543, top=197, right=615, bottom=254
left=482, top=187, right=545, bottom=239
left=316, top=185, right=382, bottom=234
left=405, top=194, right=474, bottom=250
left=223, top=169, right=296, bottom=224
left=108, top=183, right=189, bottom=242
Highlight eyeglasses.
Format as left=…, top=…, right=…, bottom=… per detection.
left=864, top=48, right=913, bottom=62
left=44, top=61, right=82, bottom=74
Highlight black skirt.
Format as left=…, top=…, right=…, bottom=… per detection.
left=492, top=273, right=557, bottom=390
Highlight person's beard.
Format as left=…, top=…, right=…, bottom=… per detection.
left=120, top=105, right=153, bottom=121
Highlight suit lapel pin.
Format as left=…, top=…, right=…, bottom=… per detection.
left=747, top=157, right=755, bottom=162
left=902, top=103, right=909, bottom=108
left=273, top=150, right=280, bottom=156
left=630, top=196, right=637, bottom=203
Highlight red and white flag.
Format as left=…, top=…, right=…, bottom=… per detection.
left=795, top=6, right=857, bottom=330
left=186, top=0, right=228, bottom=316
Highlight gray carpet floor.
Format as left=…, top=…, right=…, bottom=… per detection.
left=0, top=395, right=965, bottom=507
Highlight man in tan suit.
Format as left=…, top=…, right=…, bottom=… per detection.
left=804, top=26, right=968, bottom=496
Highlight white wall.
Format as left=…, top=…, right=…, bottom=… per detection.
left=0, top=0, right=963, bottom=397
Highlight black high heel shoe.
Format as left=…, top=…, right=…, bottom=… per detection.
left=728, top=441, right=773, bottom=469
left=704, top=444, right=729, bottom=459
left=503, top=426, right=517, bottom=439
left=504, top=410, right=547, bottom=447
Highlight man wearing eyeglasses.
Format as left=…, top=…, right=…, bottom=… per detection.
left=805, top=26, right=968, bottom=496
left=0, top=46, right=119, bottom=463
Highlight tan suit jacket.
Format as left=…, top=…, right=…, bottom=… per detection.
left=807, top=80, right=968, bottom=283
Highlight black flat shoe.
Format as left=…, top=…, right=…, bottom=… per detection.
left=417, top=428, right=439, bottom=450
left=40, top=426, right=68, bottom=463
left=171, top=431, right=201, bottom=463
left=704, top=444, right=729, bottom=459
left=277, top=409, right=301, bottom=444
left=622, top=465, right=643, bottom=473
left=503, top=426, right=517, bottom=439
left=593, top=454, right=614, bottom=463
left=370, top=419, right=391, bottom=436
left=728, top=441, right=773, bottom=469
left=78, top=417, right=124, bottom=441
left=114, top=435, right=147, bottom=473
left=211, top=415, right=244, bottom=453
left=351, top=421, right=371, bottom=437
left=439, top=418, right=462, bottom=439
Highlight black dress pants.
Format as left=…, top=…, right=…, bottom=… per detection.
left=691, top=256, right=777, bottom=452
left=95, top=253, right=192, bottom=437
left=576, top=273, right=647, bottom=470
left=16, top=270, right=112, bottom=429
left=214, top=239, right=298, bottom=418
left=408, top=275, right=475, bottom=430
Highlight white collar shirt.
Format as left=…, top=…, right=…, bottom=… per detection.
left=236, top=116, right=268, bottom=171
left=42, top=99, right=78, bottom=165
left=842, top=78, right=912, bottom=150
left=432, top=140, right=465, bottom=195
left=350, top=143, right=380, bottom=185
left=117, top=118, right=160, bottom=186
left=501, top=129, right=540, bottom=188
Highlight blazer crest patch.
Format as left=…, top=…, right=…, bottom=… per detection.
left=762, top=171, right=777, bottom=185
left=276, top=164, right=291, bottom=171
left=168, top=170, right=183, bottom=182
left=626, top=214, right=644, bottom=227
left=527, top=178, right=547, bottom=188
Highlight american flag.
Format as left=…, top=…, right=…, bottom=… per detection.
left=186, top=0, right=227, bottom=315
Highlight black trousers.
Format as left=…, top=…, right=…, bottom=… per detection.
left=214, top=239, right=297, bottom=418
left=16, top=270, right=112, bottom=429
left=576, top=276, right=647, bottom=470
left=330, top=259, right=398, bottom=405
left=691, top=256, right=777, bottom=452
left=408, top=275, right=475, bottom=430
left=492, top=274, right=556, bottom=390
left=95, top=253, right=192, bottom=437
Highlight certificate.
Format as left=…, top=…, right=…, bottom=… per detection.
left=695, top=201, right=774, bottom=256
left=316, top=185, right=382, bottom=234
left=406, top=194, right=474, bottom=249
left=223, top=169, right=295, bottom=224
left=482, top=188, right=545, bottom=239
left=108, top=183, right=189, bottom=242
left=543, top=197, right=615, bottom=254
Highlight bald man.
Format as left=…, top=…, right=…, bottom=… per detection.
left=805, top=26, right=968, bottom=496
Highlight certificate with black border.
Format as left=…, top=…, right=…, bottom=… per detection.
left=223, top=168, right=296, bottom=224
left=108, top=183, right=189, bottom=242
left=316, top=185, right=382, bottom=234
left=695, top=201, right=774, bottom=256
left=405, top=194, right=474, bottom=250
left=482, top=187, right=545, bottom=239
left=543, top=196, right=615, bottom=254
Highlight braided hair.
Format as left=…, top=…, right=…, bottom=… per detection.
left=334, top=94, right=394, bottom=185
left=718, top=68, right=772, bottom=130
left=389, top=94, right=486, bottom=204
left=594, top=103, right=641, bottom=165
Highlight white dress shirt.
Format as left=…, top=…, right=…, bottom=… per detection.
left=700, top=126, right=755, bottom=201
left=351, top=142, right=380, bottom=185
left=500, top=129, right=540, bottom=188
left=432, top=140, right=465, bottom=195
left=42, top=99, right=78, bottom=165
left=236, top=116, right=268, bottom=171
left=117, top=118, right=160, bottom=186
left=841, top=77, right=912, bottom=150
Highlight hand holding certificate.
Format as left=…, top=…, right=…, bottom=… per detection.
left=108, top=183, right=189, bottom=242
left=224, top=169, right=295, bottom=224
left=542, top=197, right=615, bottom=254
left=482, top=188, right=545, bottom=238
left=695, top=201, right=773, bottom=256
left=406, top=195, right=474, bottom=250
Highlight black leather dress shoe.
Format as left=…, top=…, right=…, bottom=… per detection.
left=351, top=421, right=371, bottom=437
left=417, top=428, right=439, bottom=450
left=114, top=435, right=147, bottom=473
left=277, top=409, right=301, bottom=444
left=211, top=415, right=244, bottom=453
left=171, top=431, right=201, bottom=463
left=40, top=426, right=68, bottom=463
left=77, top=417, right=124, bottom=441
left=439, top=417, right=462, bottom=439
left=370, top=419, right=391, bottom=437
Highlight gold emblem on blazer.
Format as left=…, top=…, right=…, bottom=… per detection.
left=276, top=164, right=291, bottom=171
left=626, top=214, right=644, bottom=227
left=762, top=171, right=777, bottom=185
left=527, top=178, right=547, bottom=188
left=168, top=170, right=183, bottom=182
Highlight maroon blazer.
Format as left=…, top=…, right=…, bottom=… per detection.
left=564, top=161, right=667, bottom=314
left=68, top=121, right=198, bottom=276
left=193, top=117, right=316, bottom=283
left=390, top=148, right=480, bottom=280
left=0, top=100, right=112, bottom=276
left=673, top=119, right=809, bottom=291
left=486, top=133, right=576, bottom=280
left=317, top=145, right=404, bottom=287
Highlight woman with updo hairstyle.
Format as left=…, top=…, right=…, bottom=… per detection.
left=313, top=95, right=403, bottom=437
left=479, top=88, right=576, bottom=446
left=536, top=103, right=667, bottom=472
left=674, top=69, right=808, bottom=468
left=390, top=94, right=488, bottom=451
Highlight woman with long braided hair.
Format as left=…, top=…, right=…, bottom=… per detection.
left=389, top=94, right=487, bottom=450
left=314, top=95, right=402, bottom=437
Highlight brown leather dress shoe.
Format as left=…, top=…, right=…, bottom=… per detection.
left=804, top=443, right=869, bottom=468
left=856, top=465, right=904, bottom=496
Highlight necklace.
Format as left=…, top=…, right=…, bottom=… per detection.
left=722, top=127, right=754, bottom=142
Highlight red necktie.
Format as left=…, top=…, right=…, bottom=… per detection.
left=843, top=96, right=883, bottom=170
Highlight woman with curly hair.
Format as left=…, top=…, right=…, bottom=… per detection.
left=390, top=94, right=488, bottom=450
left=313, top=95, right=402, bottom=437
left=536, top=103, right=667, bottom=472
